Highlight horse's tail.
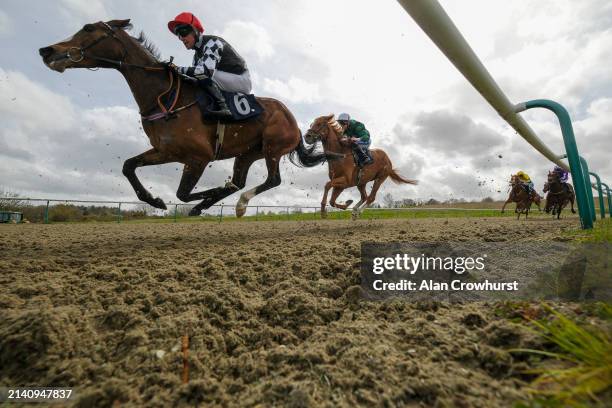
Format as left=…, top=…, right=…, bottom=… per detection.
left=289, top=133, right=328, bottom=168
left=389, top=168, right=418, bottom=185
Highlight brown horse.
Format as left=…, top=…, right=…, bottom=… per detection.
left=298, top=114, right=417, bottom=219
left=39, top=19, right=325, bottom=216
left=501, top=174, right=541, bottom=219
left=543, top=171, right=576, bottom=219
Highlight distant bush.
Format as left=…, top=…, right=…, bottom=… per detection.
left=50, top=205, right=83, bottom=222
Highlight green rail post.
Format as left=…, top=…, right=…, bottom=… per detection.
left=588, top=172, right=605, bottom=219
left=601, top=182, right=611, bottom=217
left=116, top=202, right=122, bottom=223
left=255, top=206, right=259, bottom=221
left=218, top=205, right=223, bottom=223
left=516, top=100, right=592, bottom=229
left=174, top=204, right=178, bottom=223
left=44, top=200, right=50, bottom=224
left=578, top=157, right=596, bottom=222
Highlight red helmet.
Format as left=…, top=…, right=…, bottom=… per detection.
left=167, top=12, right=204, bottom=35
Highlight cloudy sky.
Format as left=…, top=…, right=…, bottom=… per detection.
left=1, top=0, right=610, bottom=210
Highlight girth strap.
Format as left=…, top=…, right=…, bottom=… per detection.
left=214, top=122, right=226, bottom=160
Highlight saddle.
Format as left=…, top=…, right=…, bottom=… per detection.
left=351, top=145, right=374, bottom=168
left=195, top=85, right=263, bottom=122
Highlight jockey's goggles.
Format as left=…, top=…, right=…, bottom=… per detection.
left=174, top=25, right=194, bottom=37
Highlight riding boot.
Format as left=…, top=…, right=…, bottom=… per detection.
left=352, top=144, right=372, bottom=168
left=203, top=81, right=233, bottom=119
left=360, top=145, right=373, bottom=166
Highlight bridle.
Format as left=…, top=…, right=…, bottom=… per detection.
left=51, top=21, right=197, bottom=121
left=59, top=21, right=164, bottom=71
left=305, top=123, right=328, bottom=142
left=546, top=176, right=565, bottom=195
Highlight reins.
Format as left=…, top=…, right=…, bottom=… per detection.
left=59, top=21, right=197, bottom=121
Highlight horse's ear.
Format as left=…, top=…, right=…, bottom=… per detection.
left=107, top=19, right=132, bottom=30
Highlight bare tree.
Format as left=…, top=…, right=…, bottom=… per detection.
left=382, top=193, right=395, bottom=208
left=0, top=187, right=23, bottom=210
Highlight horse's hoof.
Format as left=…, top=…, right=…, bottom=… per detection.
left=346, top=200, right=354, bottom=207
left=188, top=207, right=201, bottom=216
left=236, top=206, right=246, bottom=218
left=321, top=211, right=328, bottom=219
left=151, top=197, right=167, bottom=210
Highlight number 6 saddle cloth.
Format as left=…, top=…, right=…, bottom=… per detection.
left=195, top=88, right=264, bottom=122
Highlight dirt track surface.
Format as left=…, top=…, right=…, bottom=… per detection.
left=0, top=217, right=578, bottom=407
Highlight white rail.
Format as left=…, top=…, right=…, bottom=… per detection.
left=396, top=0, right=569, bottom=171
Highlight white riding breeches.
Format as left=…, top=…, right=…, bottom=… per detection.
left=212, top=69, right=252, bottom=94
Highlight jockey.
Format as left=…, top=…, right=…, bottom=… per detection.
left=167, top=12, right=252, bottom=118
left=337, top=113, right=373, bottom=167
left=516, top=171, right=535, bottom=196
left=552, top=165, right=569, bottom=183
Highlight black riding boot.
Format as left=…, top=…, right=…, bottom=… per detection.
left=352, top=145, right=366, bottom=168
left=359, top=145, right=373, bottom=166
left=204, top=81, right=233, bottom=118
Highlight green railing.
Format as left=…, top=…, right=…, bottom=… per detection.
left=512, top=101, right=593, bottom=228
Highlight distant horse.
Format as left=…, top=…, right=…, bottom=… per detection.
left=501, top=174, right=541, bottom=219
left=297, top=114, right=417, bottom=219
left=39, top=19, right=325, bottom=216
left=543, top=171, right=576, bottom=219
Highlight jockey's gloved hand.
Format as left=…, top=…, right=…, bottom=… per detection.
left=161, top=59, right=177, bottom=71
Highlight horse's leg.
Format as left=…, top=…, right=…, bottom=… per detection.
left=236, top=155, right=282, bottom=217
left=353, top=175, right=387, bottom=219
left=351, top=184, right=368, bottom=213
left=501, top=198, right=512, bottom=213
left=188, top=153, right=261, bottom=216
left=321, top=181, right=332, bottom=218
left=122, top=149, right=173, bottom=209
left=329, top=187, right=348, bottom=210
left=534, top=195, right=542, bottom=212
left=175, top=160, right=207, bottom=203
left=569, top=193, right=577, bottom=214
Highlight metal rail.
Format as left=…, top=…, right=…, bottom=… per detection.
left=395, top=0, right=601, bottom=229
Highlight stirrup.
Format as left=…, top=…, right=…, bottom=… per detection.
left=210, top=107, right=233, bottom=118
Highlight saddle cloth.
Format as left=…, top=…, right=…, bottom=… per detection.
left=195, top=88, right=263, bottom=122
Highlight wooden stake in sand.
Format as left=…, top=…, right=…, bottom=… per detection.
left=182, top=335, right=189, bottom=384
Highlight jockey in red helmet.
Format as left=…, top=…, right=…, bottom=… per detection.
left=167, top=12, right=252, bottom=118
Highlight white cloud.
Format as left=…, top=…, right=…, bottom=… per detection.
left=0, top=68, right=76, bottom=134
left=0, top=10, right=12, bottom=38
left=221, top=20, right=274, bottom=60
left=0, top=0, right=610, bottom=206
left=59, top=0, right=109, bottom=22
left=262, top=76, right=321, bottom=104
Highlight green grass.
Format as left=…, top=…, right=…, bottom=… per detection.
left=562, top=219, right=612, bottom=243
left=512, top=304, right=612, bottom=407
left=163, top=207, right=557, bottom=223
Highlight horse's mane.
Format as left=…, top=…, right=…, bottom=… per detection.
left=131, top=31, right=161, bottom=61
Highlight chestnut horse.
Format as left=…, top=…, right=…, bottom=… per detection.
left=298, top=114, right=417, bottom=219
left=501, top=174, right=541, bottom=219
left=543, top=171, right=576, bottom=219
left=39, top=19, right=324, bottom=216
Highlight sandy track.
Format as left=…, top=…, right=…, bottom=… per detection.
left=0, top=217, right=578, bottom=407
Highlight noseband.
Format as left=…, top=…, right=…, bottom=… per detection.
left=56, top=22, right=164, bottom=71
left=56, top=22, right=128, bottom=67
